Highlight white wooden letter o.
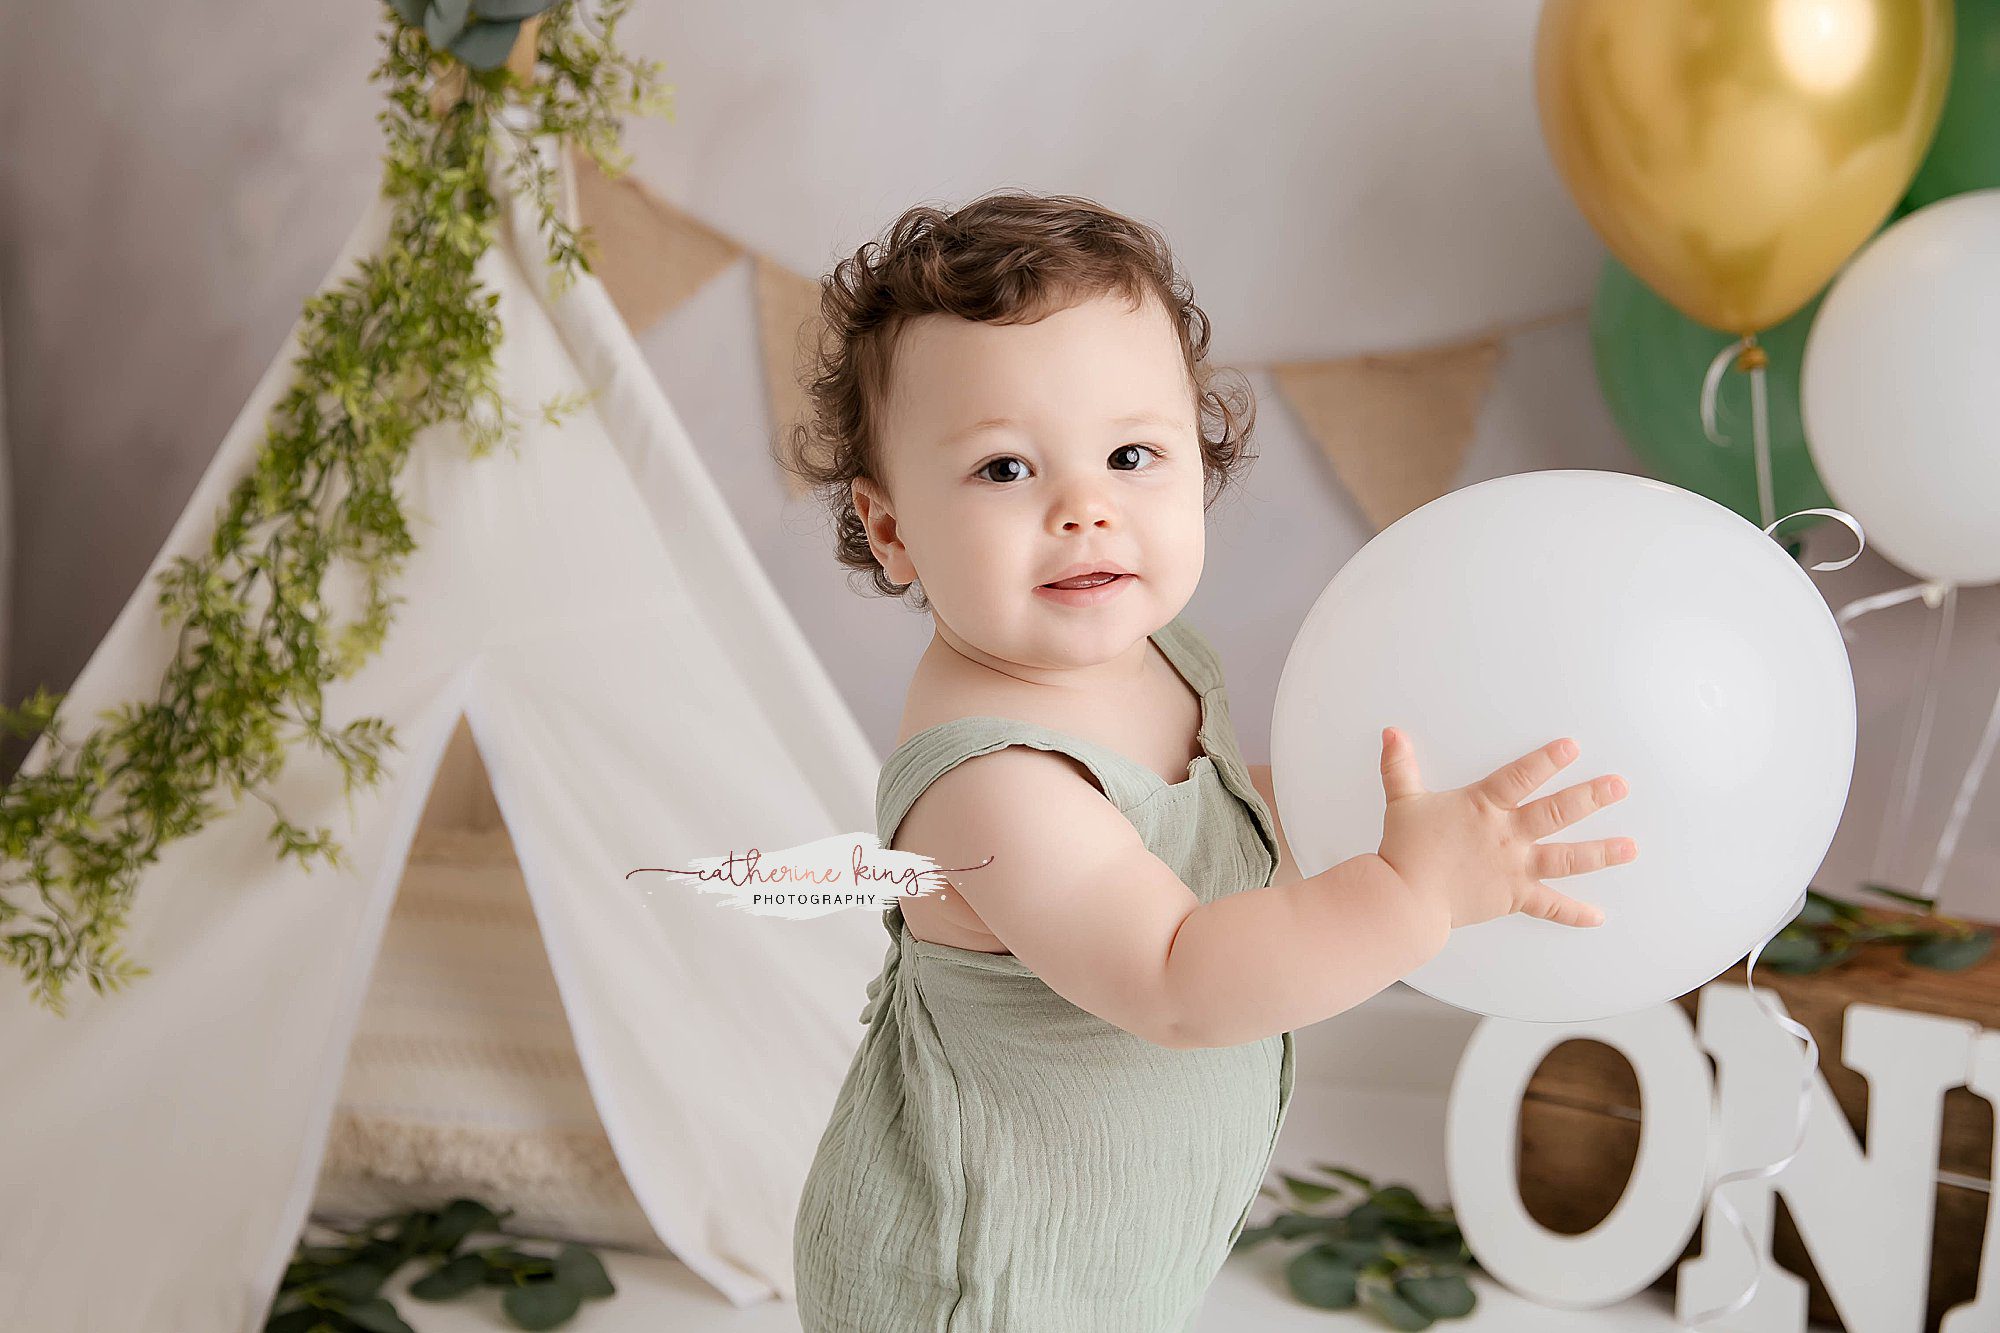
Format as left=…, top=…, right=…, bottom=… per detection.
left=1445, top=1003, right=1714, bottom=1307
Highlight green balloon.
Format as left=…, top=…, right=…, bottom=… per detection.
left=1902, top=0, right=2000, bottom=210
left=1590, top=256, right=1834, bottom=536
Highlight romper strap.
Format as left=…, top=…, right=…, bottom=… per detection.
left=874, top=716, right=1155, bottom=849
left=1148, top=612, right=1224, bottom=697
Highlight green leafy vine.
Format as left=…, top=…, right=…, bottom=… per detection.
left=0, top=1, right=671, bottom=1014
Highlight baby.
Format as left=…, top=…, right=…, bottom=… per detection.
left=781, top=191, right=1635, bottom=1332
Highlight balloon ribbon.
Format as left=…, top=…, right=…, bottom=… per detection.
left=1681, top=884, right=1821, bottom=1329
left=1700, top=337, right=1776, bottom=529
left=1683, top=505, right=1859, bottom=1329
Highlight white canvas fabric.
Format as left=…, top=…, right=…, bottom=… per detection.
left=310, top=759, right=677, bottom=1260
left=0, top=136, right=884, bottom=1330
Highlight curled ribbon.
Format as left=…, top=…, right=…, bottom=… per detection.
left=1683, top=885, right=1821, bottom=1330
left=1702, top=338, right=1778, bottom=528
left=1762, top=507, right=1863, bottom=572
left=1698, top=337, right=1753, bottom=448
left=1684, top=505, right=1862, bottom=1328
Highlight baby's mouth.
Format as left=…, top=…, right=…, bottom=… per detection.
left=1041, top=573, right=1131, bottom=590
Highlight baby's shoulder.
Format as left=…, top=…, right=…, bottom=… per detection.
left=882, top=693, right=1130, bottom=856
left=890, top=714, right=1119, bottom=816
left=887, top=736, right=1139, bottom=884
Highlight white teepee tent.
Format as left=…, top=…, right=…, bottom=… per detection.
left=0, top=134, right=886, bottom=1331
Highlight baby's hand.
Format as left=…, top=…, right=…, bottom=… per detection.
left=1375, top=727, right=1635, bottom=931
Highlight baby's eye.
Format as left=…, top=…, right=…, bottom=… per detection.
left=976, top=456, right=1030, bottom=484
left=974, top=445, right=1164, bottom=485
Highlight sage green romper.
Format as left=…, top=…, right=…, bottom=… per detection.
left=793, top=615, right=1297, bottom=1332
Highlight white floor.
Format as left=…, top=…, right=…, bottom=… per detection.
left=389, top=1222, right=1687, bottom=1333
left=387, top=1089, right=1688, bottom=1331
left=384, top=986, right=1704, bottom=1331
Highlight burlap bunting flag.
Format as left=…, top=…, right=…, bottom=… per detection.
left=1271, top=335, right=1506, bottom=532
left=563, top=142, right=746, bottom=336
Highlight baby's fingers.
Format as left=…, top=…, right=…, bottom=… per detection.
left=1478, top=737, right=1578, bottom=810
left=1517, top=882, right=1606, bottom=929
left=1379, top=727, right=1426, bottom=801
left=1532, top=836, right=1638, bottom=879
left=1516, top=774, right=1629, bottom=839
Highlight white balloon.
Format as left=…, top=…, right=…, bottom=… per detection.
left=1801, top=188, right=2000, bottom=587
left=1270, top=471, right=1856, bottom=1023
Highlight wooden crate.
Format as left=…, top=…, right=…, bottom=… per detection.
left=1516, top=906, right=1996, bottom=1332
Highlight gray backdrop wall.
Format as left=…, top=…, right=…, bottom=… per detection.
left=2, top=0, right=1995, bottom=920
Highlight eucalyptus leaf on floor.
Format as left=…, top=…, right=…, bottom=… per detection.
left=1237, top=1163, right=1480, bottom=1328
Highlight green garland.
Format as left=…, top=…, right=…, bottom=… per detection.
left=0, top=1, right=671, bottom=1015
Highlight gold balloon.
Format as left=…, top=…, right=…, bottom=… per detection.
left=1536, top=0, right=1953, bottom=334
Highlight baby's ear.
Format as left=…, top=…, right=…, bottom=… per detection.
left=851, top=480, right=914, bottom=578
left=850, top=478, right=886, bottom=540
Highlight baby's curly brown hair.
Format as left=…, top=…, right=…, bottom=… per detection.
left=775, top=190, right=1258, bottom=612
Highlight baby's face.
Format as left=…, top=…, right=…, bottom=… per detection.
left=855, top=288, right=1206, bottom=670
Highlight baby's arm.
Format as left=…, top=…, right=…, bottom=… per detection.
left=898, top=731, right=1630, bottom=1051
left=1170, top=729, right=1632, bottom=1048
left=894, top=744, right=1446, bottom=1050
